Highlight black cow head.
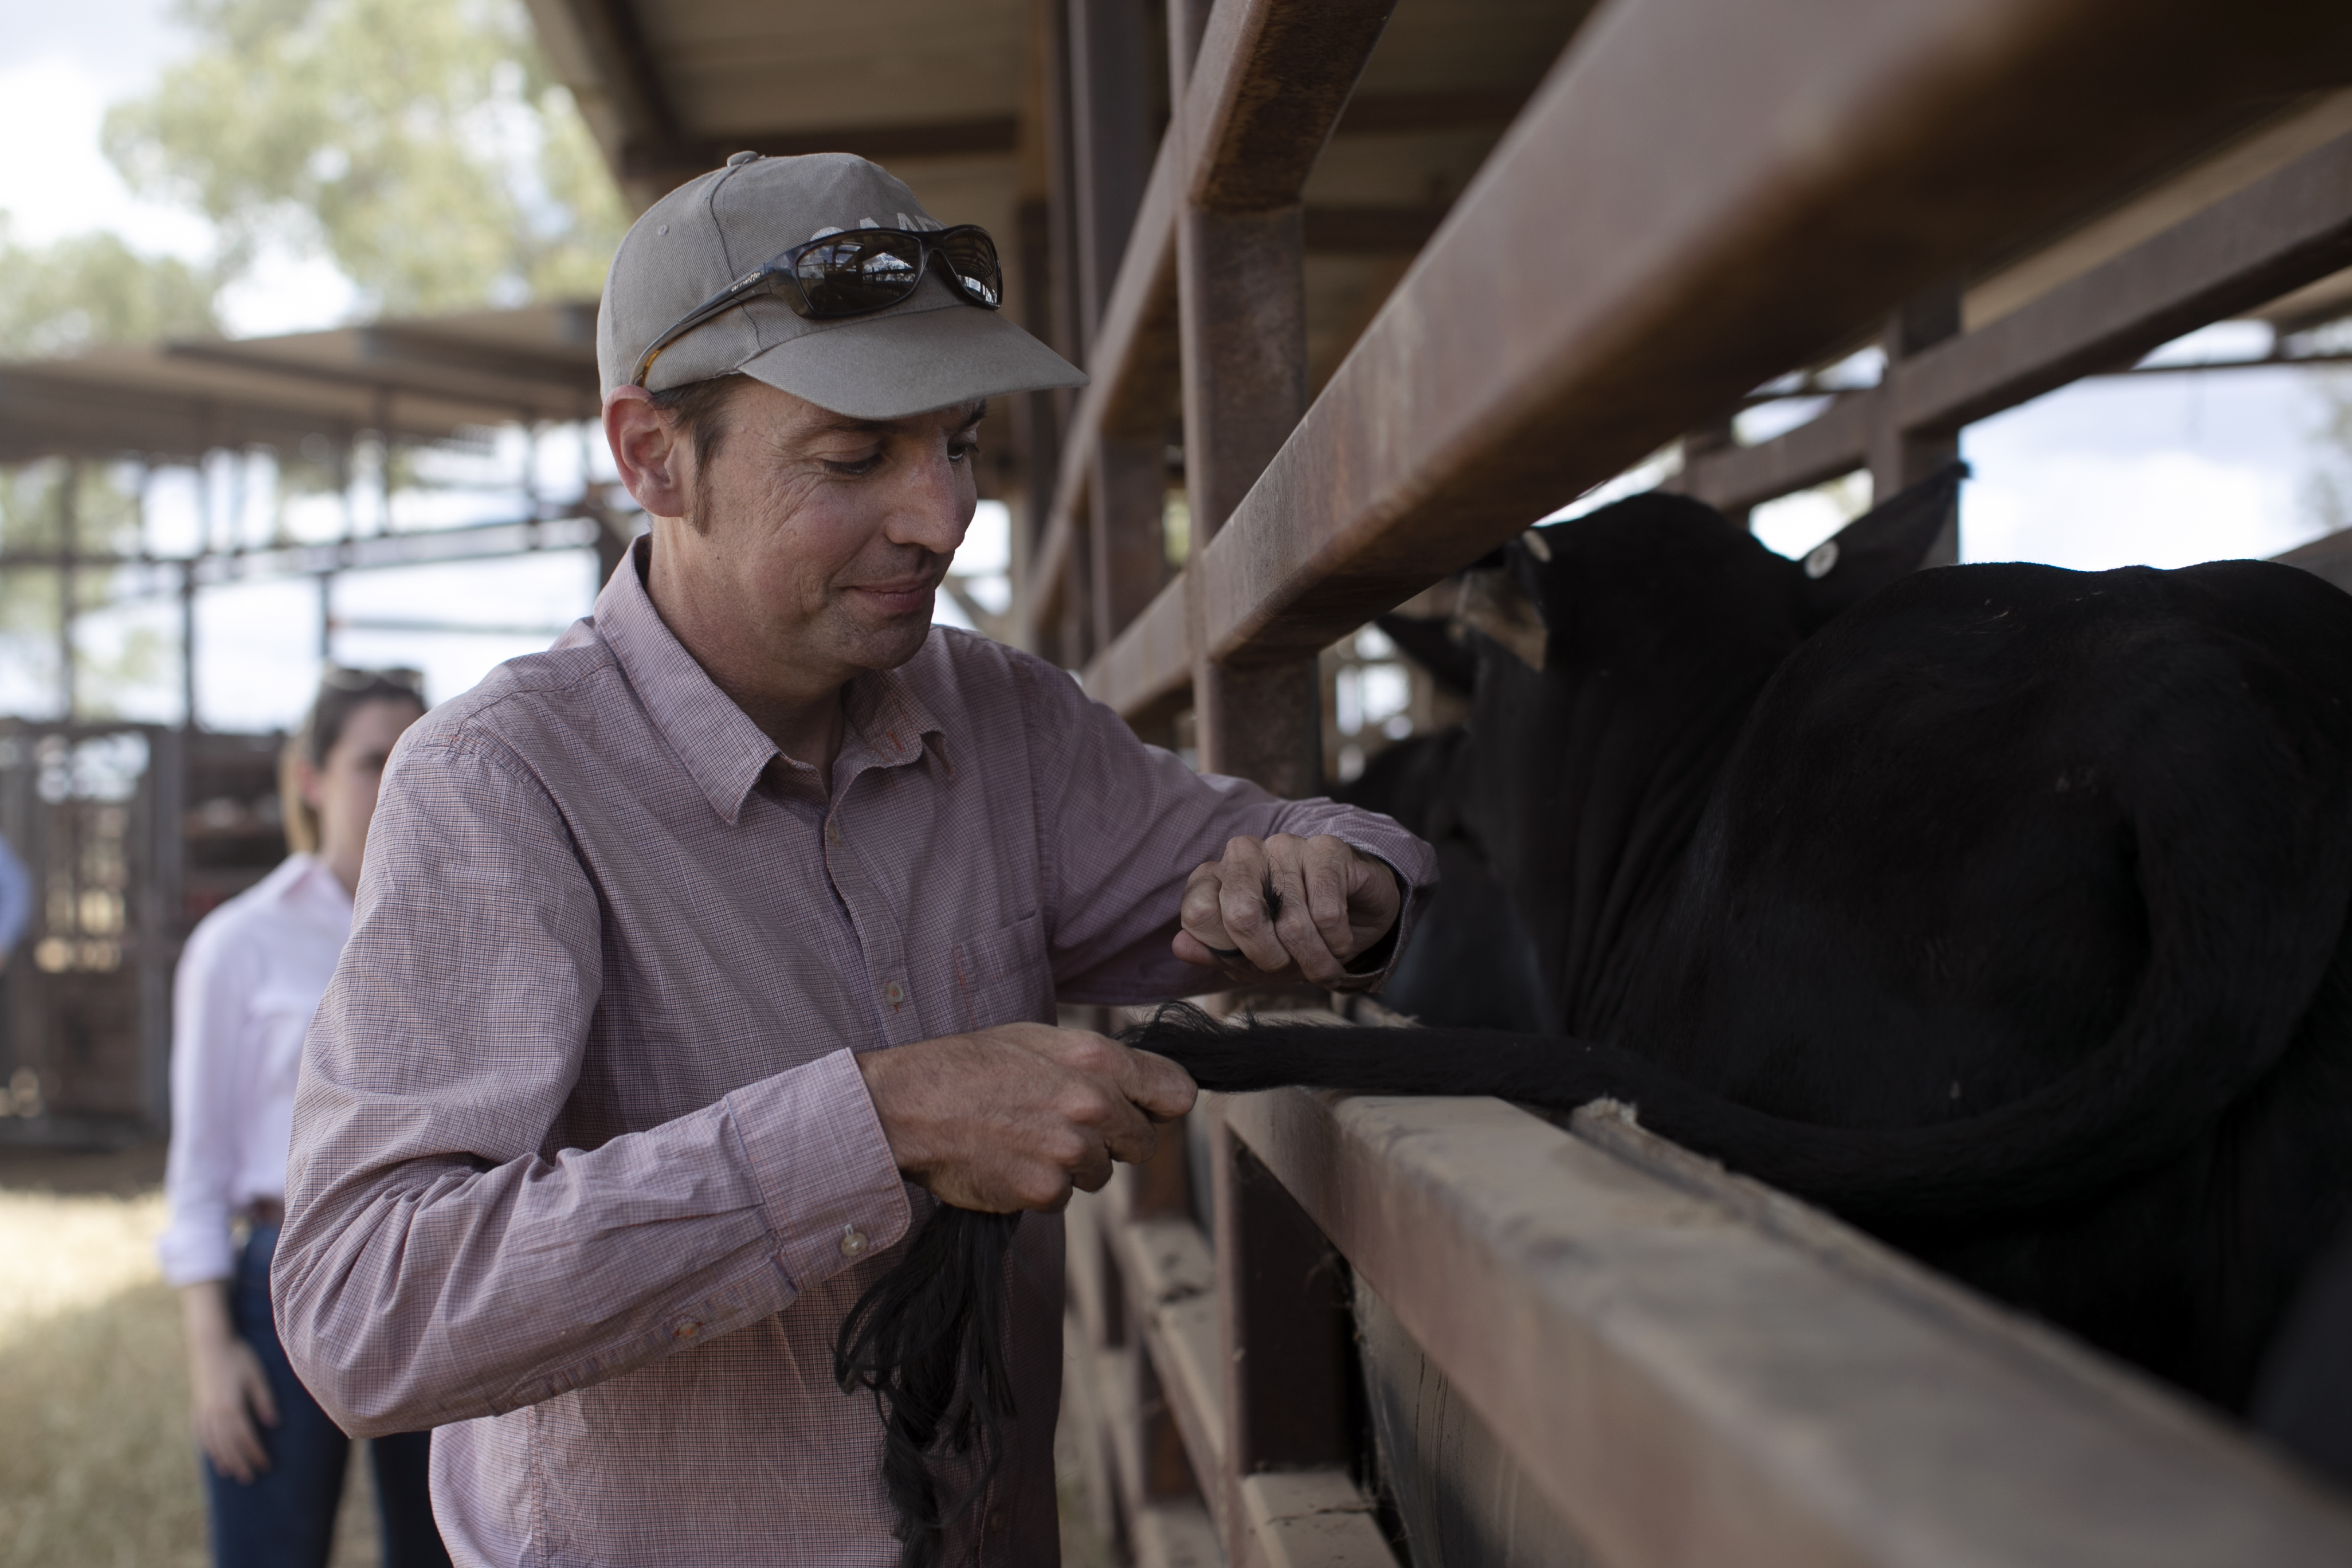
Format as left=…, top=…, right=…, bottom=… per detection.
left=1440, top=464, right=1966, bottom=1034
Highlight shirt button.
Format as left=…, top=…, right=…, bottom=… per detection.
left=840, top=1225, right=868, bottom=1259
left=671, top=1319, right=701, bottom=1341
left=825, top=821, right=841, bottom=846
left=883, top=980, right=904, bottom=1008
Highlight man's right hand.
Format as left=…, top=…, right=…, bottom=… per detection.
left=856, top=1024, right=1198, bottom=1212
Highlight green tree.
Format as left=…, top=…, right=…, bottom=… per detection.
left=103, top=0, right=626, bottom=317
left=0, top=220, right=219, bottom=359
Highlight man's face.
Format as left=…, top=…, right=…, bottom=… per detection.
left=664, top=379, right=981, bottom=685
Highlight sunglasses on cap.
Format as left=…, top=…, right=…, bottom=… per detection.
left=630, top=224, right=1003, bottom=388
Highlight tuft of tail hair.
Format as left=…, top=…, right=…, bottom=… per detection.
left=833, top=1206, right=1022, bottom=1568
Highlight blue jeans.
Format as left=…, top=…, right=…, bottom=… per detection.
left=202, top=1225, right=452, bottom=1568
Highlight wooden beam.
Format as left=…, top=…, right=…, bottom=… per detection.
left=619, top=116, right=1022, bottom=181
left=1685, top=127, right=2352, bottom=516
left=1023, top=133, right=1183, bottom=648
left=1224, top=1087, right=2352, bottom=1568
left=1079, top=0, right=2352, bottom=685
left=526, top=0, right=677, bottom=150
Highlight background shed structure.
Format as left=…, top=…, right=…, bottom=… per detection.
left=524, top=0, right=2352, bottom=1563
left=0, top=303, right=630, bottom=1146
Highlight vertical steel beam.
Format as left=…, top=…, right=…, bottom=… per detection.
left=1127, top=1126, right=1203, bottom=1508
left=1091, top=438, right=1167, bottom=652
left=181, top=560, right=198, bottom=732
left=1870, top=281, right=1965, bottom=563
left=1212, top=1114, right=1354, bottom=1473
left=1068, top=0, right=1154, bottom=356
left=56, top=463, right=77, bottom=723
left=1165, top=5, right=1355, bottom=1548
left=1070, top=0, right=1169, bottom=653
left=1010, top=195, right=1063, bottom=653
left=1179, top=206, right=1318, bottom=792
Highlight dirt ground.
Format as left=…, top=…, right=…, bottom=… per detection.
left=0, top=1143, right=378, bottom=1568
left=0, top=1143, right=1116, bottom=1568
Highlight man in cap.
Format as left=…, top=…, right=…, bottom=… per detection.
left=272, top=152, right=1433, bottom=1566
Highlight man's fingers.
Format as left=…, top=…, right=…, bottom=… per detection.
left=1083, top=1081, right=1159, bottom=1167
left=1118, top=1048, right=1199, bottom=1123
left=1303, top=837, right=1359, bottom=959
left=1218, top=859, right=1290, bottom=970
left=1178, top=865, right=1240, bottom=958
left=1069, top=1138, right=1116, bottom=1193
left=1264, top=845, right=1344, bottom=983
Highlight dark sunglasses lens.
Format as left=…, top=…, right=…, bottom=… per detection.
left=794, top=233, right=928, bottom=315
left=937, top=229, right=1002, bottom=308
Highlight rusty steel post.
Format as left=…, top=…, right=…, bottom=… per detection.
left=1168, top=10, right=1336, bottom=1547
left=1178, top=205, right=1319, bottom=793
left=1090, top=437, right=1167, bottom=652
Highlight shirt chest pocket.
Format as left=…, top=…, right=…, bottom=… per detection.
left=950, top=911, right=1050, bottom=1032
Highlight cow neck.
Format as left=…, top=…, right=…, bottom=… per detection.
left=1471, top=657, right=1778, bottom=1039
left=1460, top=518, right=1809, bottom=1041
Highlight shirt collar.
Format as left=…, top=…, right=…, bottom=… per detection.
left=260, top=852, right=354, bottom=918
left=591, top=535, right=947, bottom=824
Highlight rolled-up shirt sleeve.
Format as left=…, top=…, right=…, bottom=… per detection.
left=1014, top=656, right=1437, bottom=1003
left=271, top=730, right=910, bottom=1438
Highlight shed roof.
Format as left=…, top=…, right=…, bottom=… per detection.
left=0, top=302, right=600, bottom=465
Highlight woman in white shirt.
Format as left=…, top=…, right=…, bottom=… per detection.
left=158, top=669, right=444, bottom=1568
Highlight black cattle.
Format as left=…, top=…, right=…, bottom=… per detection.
left=1156, top=477, right=2352, bottom=1428
left=848, top=472, right=2352, bottom=1539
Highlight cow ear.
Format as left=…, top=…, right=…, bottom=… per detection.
left=1373, top=612, right=1480, bottom=695
left=1452, top=538, right=1551, bottom=673
left=1794, top=460, right=1967, bottom=632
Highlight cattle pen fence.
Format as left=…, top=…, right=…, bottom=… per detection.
left=1012, top=0, right=2352, bottom=1563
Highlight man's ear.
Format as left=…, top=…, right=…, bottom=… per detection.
left=1795, top=460, right=1967, bottom=632
left=603, top=387, right=691, bottom=521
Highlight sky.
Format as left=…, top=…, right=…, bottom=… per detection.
left=2, top=0, right=2349, bottom=735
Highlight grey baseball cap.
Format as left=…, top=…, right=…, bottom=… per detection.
left=597, top=151, right=1086, bottom=419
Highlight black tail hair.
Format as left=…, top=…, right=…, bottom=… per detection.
left=833, top=1207, right=1022, bottom=1568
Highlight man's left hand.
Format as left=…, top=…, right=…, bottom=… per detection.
left=1174, top=834, right=1401, bottom=987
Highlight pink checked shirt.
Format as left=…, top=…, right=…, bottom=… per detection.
left=273, top=539, right=1433, bottom=1568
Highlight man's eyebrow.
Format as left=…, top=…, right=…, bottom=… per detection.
left=803, top=413, right=892, bottom=437
left=799, top=401, right=987, bottom=438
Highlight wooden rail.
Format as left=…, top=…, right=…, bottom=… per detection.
left=1230, top=1087, right=2352, bottom=1567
